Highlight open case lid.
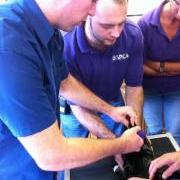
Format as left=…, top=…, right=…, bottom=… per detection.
left=148, top=132, right=180, bottom=158
left=64, top=133, right=179, bottom=180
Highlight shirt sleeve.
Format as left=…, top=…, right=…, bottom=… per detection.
left=0, top=51, right=56, bottom=137
left=125, top=27, right=144, bottom=86
left=137, top=17, right=149, bottom=62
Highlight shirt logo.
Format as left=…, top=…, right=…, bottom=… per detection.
left=112, top=53, right=129, bottom=61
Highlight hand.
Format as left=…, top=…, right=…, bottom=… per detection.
left=110, top=106, right=137, bottom=127
left=145, top=61, right=160, bottom=71
left=118, top=126, right=144, bottom=154
left=149, top=152, right=180, bottom=180
left=114, top=154, right=124, bottom=170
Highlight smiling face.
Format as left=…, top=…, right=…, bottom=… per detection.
left=86, top=0, right=128, bottom=47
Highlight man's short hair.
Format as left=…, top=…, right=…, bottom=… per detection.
left=113, top=0, right=127, bottom=5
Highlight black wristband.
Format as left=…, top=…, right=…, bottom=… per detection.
left=159, top=62, right=165, bottom=73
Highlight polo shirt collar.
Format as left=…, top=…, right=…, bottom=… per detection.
left=19, top=0, right=54, bottom=46
left=76, top=24, right=94, bottom=54
left=150, top=0, right=168, bottom=27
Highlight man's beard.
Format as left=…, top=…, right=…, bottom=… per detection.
left=89, top=18, right=108, bottom=48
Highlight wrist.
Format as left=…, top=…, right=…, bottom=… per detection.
left=104, top=105, right=115, bottom=118
left=116, top=137, right=126, bottom=154
left=159, top=62, right=165, bottom=73
left=100, top=132, right=116, bottom=139
left=112, top=138, right=124, bottom=154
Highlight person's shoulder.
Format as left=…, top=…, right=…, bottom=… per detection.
left=0, top=3, right=34, bottom=53
left=0, top=1, right=25, bottom=30
left=64, top=26, right=80, bottom=43
left=63, top=25, right=85, bottom=55
left=63, top=27, right=78, bottom=53
left=138, top=8, right=156, bottom=28
left=124, top=19, right=142, bottom=38
left=119, top=20, right=143, bottom=50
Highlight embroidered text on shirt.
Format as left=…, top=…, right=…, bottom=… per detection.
left=112, top=53, right=129, bottom=61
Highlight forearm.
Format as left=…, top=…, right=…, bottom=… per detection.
left=58, top=136, right=120, bottom=171
left=144, top=61, right=163, bottom=76
left=125, top=86, right=144, bottom=126
left=148, top=61, right=180, bottom=73
left=163, top=62, right=180, bottom=74
left=19, top=121, right=123, bottom=171
left=60, top=74, right=137, bottom=126
left=144, top=60, right=180, bottom=76
left=71, top=105, right=115, bottom=139
left=60, top=127, right=144, bottom=171
left=60, top=74, right=113, bottom=116
left=144, top=64, right=160, bottom=76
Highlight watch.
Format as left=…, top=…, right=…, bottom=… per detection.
left=159, top=62, right=165, bottom=73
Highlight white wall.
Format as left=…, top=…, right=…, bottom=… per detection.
left=61, top=0, right=164, bottom=34
left=128, top=0, right=164, bottom=22
left=128, top=0, right=163, bottom=15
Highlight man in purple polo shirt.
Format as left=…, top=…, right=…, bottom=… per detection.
left=0, top=0, right=145, bottom=179
left=61, top=0, right=144, bottom=167
left=138, top=0, right=180, bottom=145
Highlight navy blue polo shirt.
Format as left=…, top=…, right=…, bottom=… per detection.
left=138, top=0, right=180, bottom=93
left=64, top=20, right=143, bottom=103
left=0, top=0, right=68, bottom=179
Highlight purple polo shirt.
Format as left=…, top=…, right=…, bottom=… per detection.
left=64, top=20, right=143, bottom=102
left=138, top=0, right=180, bottom=93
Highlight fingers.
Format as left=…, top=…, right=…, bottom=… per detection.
left=114, top=154, right=124, bottom=170
left=131, top=126, right=144, bottom=152
left=130, top=126, right=141, bottom=134
left=124, top=106, right=137, bottom=126
left=121, top=117, right=129, bottom=127
left=149, top=159, right=163, bottom=179
left=149, top=152, right=180, bottom=179
left=149, top=163, right=159, bottom=179
left=121, top=126, right=144, bottom=153
left=149, top=156, right=171, bottom=179
left=128, top=112, right=137, bottom=127
left=111, top=106, right=137, bottom=126
left=162, top=163, right=180, bottom=179
left=120, top=107, right=137, bottom=127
